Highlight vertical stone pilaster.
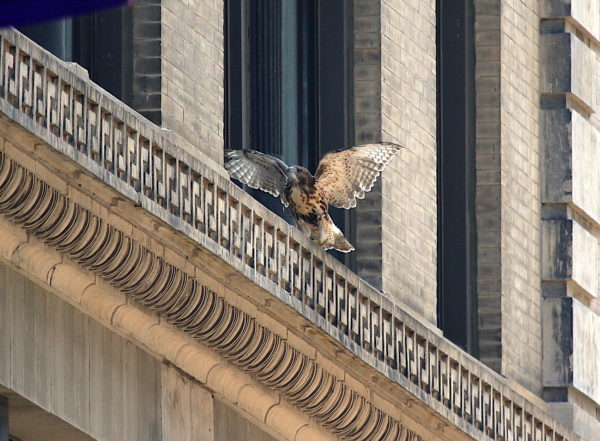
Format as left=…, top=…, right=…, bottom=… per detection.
left=353, top=0, right=438, bottom=323
left=474, top=0, right=543, bottom=394
left=132, top=0, right=162, bottom=125
left=540, top=0, right=600, bottom=436
left=474, top=0, right=503, bottom=374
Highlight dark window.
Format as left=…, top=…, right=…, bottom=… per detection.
left=226, top=0, right=354, bottom=266
left=436, top=0, right=478, bottom=354
left=0, top=395, right=7, bottom=441
left=19, top=6, right=133, bottom=105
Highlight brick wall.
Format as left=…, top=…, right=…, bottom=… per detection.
left=499, top=0, right=542, bottom=394
left=161, top=0, right=224, bottom=163
left=474, top=0, right=503, bottom=373
left=474, top=0, right=543, bottom=393
left=132, top=0, right=162, bottom=125
left=353, top=0, right=438, bottom=323
left=353, top=0, right=383, bottom=290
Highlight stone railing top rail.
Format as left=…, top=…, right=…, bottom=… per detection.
left=0, top=28, right=578, bottom=441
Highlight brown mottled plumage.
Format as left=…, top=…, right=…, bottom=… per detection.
left=224, top=143, right=403, bottom=252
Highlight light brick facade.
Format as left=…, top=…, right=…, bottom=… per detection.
left=161, top=0, right=224, bottom=162
left=1, top=0, right=600, bottom=439
left=353, top=0, right=438, bottom=323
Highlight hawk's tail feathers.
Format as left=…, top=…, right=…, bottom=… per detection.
left=319, top=217, right=355, bottom=253
left=332, top=234, right=354, bottom=253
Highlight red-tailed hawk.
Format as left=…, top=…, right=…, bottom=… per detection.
left=224, top=142, right=403, bottom=252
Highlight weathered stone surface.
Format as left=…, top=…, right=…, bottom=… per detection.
left=540, top=32, right=596, bottom=112
left=543, top=297, right=600, bottom=405
left=549, top=402, right=600, bottom=441
left=541, top=0, right=600, bottom=42
left=542, top=218, right=598, bottom=298
left=542, top=108, right=600, bottom=225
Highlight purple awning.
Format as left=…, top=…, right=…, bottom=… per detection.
left=0, top=0, right=131, bottom=27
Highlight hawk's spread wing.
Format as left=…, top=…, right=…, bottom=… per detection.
left=314, top=142, right=402, bottom=209
left=224, top=149, right=290, bottom=206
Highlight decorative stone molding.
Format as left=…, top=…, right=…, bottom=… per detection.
left=0, top=152, right=418, bottom=441
left=0, top=28, right=580, bottom=441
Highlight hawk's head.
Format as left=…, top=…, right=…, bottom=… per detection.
left=288, top=166, right=315, bottom=191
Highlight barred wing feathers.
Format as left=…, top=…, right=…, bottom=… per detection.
left=224, top=149, right=290, bottom=206
left=314, top=142, right=402, bottom=209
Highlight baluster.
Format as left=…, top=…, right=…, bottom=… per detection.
left=265, top=224, right=276, bottom=280
left=87, top=100, right=100, bottom=161
left=483, top=385, right=493, bottom=435
left=407, top=330, right=418, bottom=383
left=324, top=269, right=335, bottom=322
left=241, top=206, right=253, bottom=264
left=513, top=405, right=523, bottom=441
left=101, top=111, right=113, bottom=171
left=290, top=241, right=301, bottom=298
left=127, top=129, right=140, bottom=190
left=180, top=163, right=191, bottom=224
left=450, top=361, right=461, bottom=414
left=461, top=370, right=470, bottom=421
left=204, top=179, right=217, bottom=241
left=429, top=344, right=438, bottom=397
left=359, top=295, right=370, bottom=350
left=140, top=139, right=153, bottom=197
left=494, top=391, right=503, bottom=439
left=217, top=188, right=228, bottom=247
left=439, top=353, right=450, bottom=407
left=546, top=428, right=558, bottom=441
left=19, top=51, right=32, bottom=116
left=4, top=43, right=16, bottom=105
left=373, top=304, right=384, bottom=360
left=302, top=249, right=312, bottom=305
left=253, top=215, right=264, bottom=274
left=524, top=413, right=533, bottom=441
left=339, top=278, right=349, bottom=333
left=278, top=232, right=289, bottom=290
left=114, top=121, right=126, bottom=180
left=397, top=322, right=408, bottom=376
left=191, top=172, right=204, bottom=232
left=533, top=421, right=543, bottom=441
left=383, top=311, right=394, bottom=366
left=166, top=155, right=178, bottom=214
left=329, top=273, right=341, bottom=325
left=153, top=147, right=166, bottom=206
left=349, top=285, right=359, bottom=343
left=473, top=376, right=482, bottom=429
left=504, top=400, right=514, bottom=441
left=47, top=72, right=59, bottom=135
left=418, top=337, right=428, bottom=391
left=61, top=81, right=73, bottom=144
left=313, top=258, right=325, bottom=314
left=229, top=199, right=241, bottom=256
left=33, top=62, right=46, bottom=125
left=73, top=91, right=85, bottom=151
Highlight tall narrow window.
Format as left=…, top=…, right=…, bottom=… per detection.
left=226, top=0, right=354, bottom=267
left=436, top=0, right=478, bottom=353
left=19, top=6, right=133, bottom=105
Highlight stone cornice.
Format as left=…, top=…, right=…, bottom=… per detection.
left=0, top=150, right=423, bottom=441
left=0, top=27, right=581, bottom=441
